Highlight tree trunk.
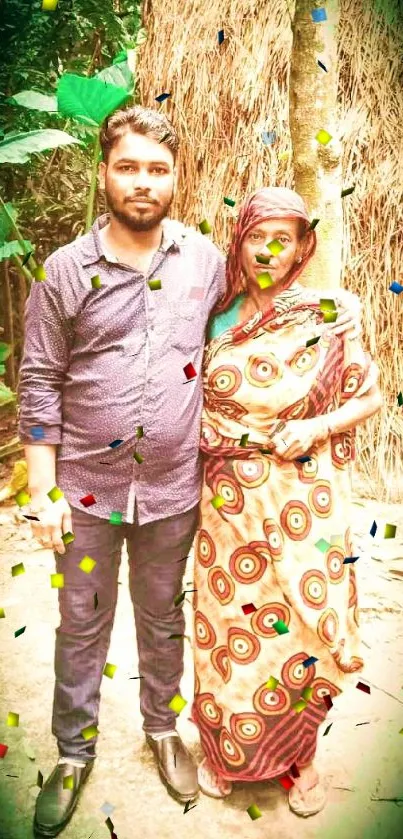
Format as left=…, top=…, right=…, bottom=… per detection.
left=289, top=0, right=342, bottom=289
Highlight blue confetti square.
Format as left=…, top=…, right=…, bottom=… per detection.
left=303, top=656, right=318, bottom=668
left=31, top=426, right=45, bottom=440
left=100, top=801, right=115, bottom=816
left=261, top=130, right=277, bottom=145
left=369, top=520, right=377, bottom=537
left=218, top=29, right=224, bottom=45
left=389, top=282, right=403, bottom=294
left=311, top=8, right=327, bottom=22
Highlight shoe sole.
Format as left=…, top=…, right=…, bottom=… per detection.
left=33, top=764, right=93, bottom=837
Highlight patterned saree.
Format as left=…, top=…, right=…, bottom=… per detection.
left=191, top=284, right=378, bottom=783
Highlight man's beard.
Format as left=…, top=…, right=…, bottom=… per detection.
left=104, top=185, right=175, bottom=232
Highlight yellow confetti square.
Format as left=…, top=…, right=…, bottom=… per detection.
left=51, top=573, right=64, bottom=589
left=168, top=694, right=187, bottom=714
left=7, top=712, right=19, bottom=727
left=63, top=774, right=74, bottom=790
left=48, top=486, right=64, bottom=503
left=103, top=663, right=117, bottom=679
left=78, top=555, right=97, bottom=574
left=267, top=239, right=284, bottom=256
left=257, top=272, right=274, bottom=289
left=11, top=563, right=25, bottom=577
left=15, top=490, right=31, bottom=507
left=42, top=0, right=59, bottom=9
left=33, top=265, right=47, bottom=282
left=265, top=675, right=279, bottom=691
left=91, top=275, right=102, bottom=289
left=293, top=699, right=307, bottom=713
left=199, top=219, right=212, bottom=235
left=0, top=607, right=5, bottom=618
left=211, top=494, right=225, bottom=510
left=81, top=724, right=98, bottom=740
left=302, top=686, right=313, bottom=702
left=316, top=129, right=332, bottom=145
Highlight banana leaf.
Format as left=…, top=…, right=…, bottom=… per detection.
left=0, top=202, right=18, bottom=242
left=0, top=343, right=12, bottom=363
left=57, top=73, right=131, bottom=127
left=96, top=58, right=134, bottom=94
left=0, top=381, right=16, bottom=407
left=0, top=129, right=82, bottom=164
left=0, top=239, right=35, bottom=261
left=5, top=90, right=58, bottom=112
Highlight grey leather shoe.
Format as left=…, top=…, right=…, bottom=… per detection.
left=33, top=760, right=94, bottom=837
left=146, top=734, right=199, bottom=803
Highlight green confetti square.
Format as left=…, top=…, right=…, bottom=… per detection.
left=78, top=555, right=96, bottom=574
left=14, top=626, right=26, bottom=638
left=257, top=272, right=274, bottom=289
left=272, top=619, right=289, bottom=635
left=316, top=129, right=332, bottom=145
left=306, top=335, right=320, bottom=347
left=293, top=699, right=307, bottom=713
left=211, top=494, right=225, bottom=509
left=148, top=278, right=162, bottom=290
left=168, top=694, right=187, bottom=714
left=0, top=607, right=5, bottom=618
left=109, top=511, right=123, bottom=525
left=240, top=433, right=249, bottom=447
left=315, top=538, right=330, bottom=553
left=91, top=275, right=102, bottom=289
left=267, top=239, right=284, bottom=256
left=51, top=573, right=64, bottom=589
left=33, top=265, right=46, bottom=282
left=302, top=686, right=313, bottom=702
left=384, top=523, right=397, bottom=539
left=47, top=486, right=64, bottom=503
left=133, top=451, right=144, bottom=464
left=11, top=563, right=25, bottom=577
left=223, top=197, right=236, bottom=207
left=255, top=254, right=272, bottom=265
left=81, top=724, right=98, bottom=741
left=103, top=662, right=117, bottom=679
left=15, top=490, right=31, bottom=507
left=174, top=591, right=186, bottom=607
left=199, top=219, right=212, bottom=235
left=7, top=712, right=19, bottom=727
left=265, top=675, right=279, bottom=691
left=247, top=804, right=262, bottom=820
left=63, top=774, right=74, bottom=790
left=61, top=531, right=75, bottom=545
left=136, top=426, right=144, bottom=439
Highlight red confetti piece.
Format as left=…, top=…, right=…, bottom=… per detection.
left=0, top=743, right=9, bottom=758
left=323, top=694, right=333, bottom=710
left=79, top=494, right=96, bottom=507
left=290, top=762, right=300, bottom=778
left=278, top=775, right=294, bottom=790
left=356, top=681, right=371, bottom=694
left=183, top=362, right=197, bottom=380
left=242, top=603, right=257, bottom=615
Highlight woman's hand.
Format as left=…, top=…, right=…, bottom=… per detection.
left=270, top=418, right=327, bottom=460
left=326, top=291, right=362, bottom=338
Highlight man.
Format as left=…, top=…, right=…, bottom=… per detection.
left=18, top=105, right=361, bottom=838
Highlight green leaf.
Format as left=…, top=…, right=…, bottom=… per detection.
left=0, top=239, right=35, bottom=260
left=96, top=59, right=134, bottom=94
left=6, top=90, right=58, bottom=112
left=0, top=130, right=82, bottom=165
left=57, top=74, right=131, bottom=127
left=112, top=50, right=128, bottom=65
left=0, top=381, right=16, bottom=407
left=0, top=203, right=18, bottom=243
left=0, top=342, right=12, bottom=363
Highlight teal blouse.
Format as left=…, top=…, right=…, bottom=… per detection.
left=207, top=294, right=246, bottom=341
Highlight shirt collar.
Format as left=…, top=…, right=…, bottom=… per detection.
left=79, top=213, right=185, bottom=268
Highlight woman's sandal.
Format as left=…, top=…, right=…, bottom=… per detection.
left=288, top=779, right=327, bottom=817
left=197, top=757, right=233, bottom=798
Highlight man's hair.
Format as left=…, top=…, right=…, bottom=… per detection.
left=99, top=105, right=179, bottom=166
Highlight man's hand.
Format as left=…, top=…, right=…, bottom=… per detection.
left=29, top=493, right=73, bottom=555
left=270, top=418, right=327, bottom=460
left=326, top=292, right=362, bottom=338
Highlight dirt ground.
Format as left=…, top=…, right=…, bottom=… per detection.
left=1, top=483, right=403, bottom=839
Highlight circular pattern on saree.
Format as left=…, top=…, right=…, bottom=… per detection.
left=330, top=434, right=348, bottom=470
left=253, top=681, right=291, bottom=716
left=229, top=545, right=267, bottom=584
left=211, top=645, right=232, bottom=683
left=213, top=473, right=245, bottom=515
left=308, top=480, right=332, bottom=517
left=326, top=546, right=347, bottom=583
left=300, top=569, right=328, bottom=609
left=310, top=677, right=341, bottom=705
left=196, top=529, right=216, bottom=568
left=295, top=456, right=318, bottom=484
left=208, top=567, right=235, bottom=605
left=348, top=566, right=358, bottom=608
left=263, top=518, right=285, bottom=559
left=233, top=457, right=270, bottom=488
left=278, top=396, right=309, bottom=420
left=244, top=353, right=282, bottom=387
left=341, top=363, right=363, bottom=399
left=219, top=728, right=246, bottom=767
left=208, top=365, right=242, bottom=398
left=201, top=420, right=223, bottom=448
left=195, top=610, right=217, bottom=649
left=195, top=692, right=223, bottom=729
left=353, top=605, right=360, bottom=626
left=230, top=712, right=265, bottom=745
left=281, top=652, right=315, bottom=690
left=228, top=627, right=261, bottom=665
left=287, top=344, right=320, bottom=376
left=251, top=602, right=291, bottom=638
left=280, top=500, right=312, bottom=541
left=317, top=607, right=338, bottom=645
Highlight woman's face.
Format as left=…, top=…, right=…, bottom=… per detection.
left=239, top=217, right=306, bottom=291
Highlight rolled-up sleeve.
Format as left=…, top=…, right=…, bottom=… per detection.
left=18, top=254, right=74, bottom=445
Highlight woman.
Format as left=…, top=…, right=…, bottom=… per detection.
left=190, top=187, right=382, bottom=817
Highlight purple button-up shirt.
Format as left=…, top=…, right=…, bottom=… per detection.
left=18, top=213, right=226, bottom=524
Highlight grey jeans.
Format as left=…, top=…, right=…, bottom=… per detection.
left=51, top=501, right=200, bottom=762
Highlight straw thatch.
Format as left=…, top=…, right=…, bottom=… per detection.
left=138, top=0, right=403, bottom=501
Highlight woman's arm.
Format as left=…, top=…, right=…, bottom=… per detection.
left=319, top=383, right=383, bottom=439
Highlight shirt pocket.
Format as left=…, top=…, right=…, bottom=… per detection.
left=167, top=301, right=209, bottom=353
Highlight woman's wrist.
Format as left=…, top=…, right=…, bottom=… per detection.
left=314, top=415, right=332, bottom=443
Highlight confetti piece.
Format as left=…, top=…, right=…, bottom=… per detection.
left=80, top=493, right=96, bottom=507
left=168, top=694, right=187, bottom=714
left=399, top=728, right=403, bottom=735
left=159, top=133, right=170, bottom=144
left=7, top=712, right=19, bottom=727
left=22, top=251, right=33, bottom=267
left=343, top=555, right=359, bottom=564
left=397, top=392, right=403, bottom=406
left=306, top=335, right=321, bottom=347
left=199, top=219, right=212, bottom=235
left=278, top=150, right=289, bottom=161
left=155, top=93, right=172, bottom=103
left=218, top=29, right=225, bottom=44
left=323, top=723, right=333, bottom=736
left=356, top=721, right=370, bottom=726
left=91, top=275, right=102, bottom=289
left=148, top=278, right=162, bottom=290
left=42, top=0, right=59, bottom=9
left=320, top=298, right=337, bottom=322
left=183, top=800, right=197, bottom=813
left=136, top=426, right=144, bottom=439
left=37, top=770, right=43, bottom=787
left=311, top=7, right=327, bottom=22
left=247, top=804, right=262, bottom=820
left=242, top=603, right=257, bottom=615
left=267, top=238, right=284, bottom=256
left=109, top=439, right=123, bottom=448
left=0, top=608, right=5, bottom=618
left=303, top=656, right=318, bottom=668
left=101, top=802, right=115, bottom=817
left=105, top=817, right=114, bottom=834
left=330, top=534, right=344, bottom=546
left=94, top=593, right=98, bottom=610
left=290, top=762, right=300, bottom=778
left=11, top=563, right=25, bottom=577
left=63, top=774, right=74, bottom=790
left=389, top=282, right=403, bottom=294
left=265, top=676, right=279, bottom=691
left=317, top=59, right=327, bottom=71
left=257, top=272, right=274, bottom=289
left=272, top=619, right=289, bottom=635
left=33, top=265, right=46, bottom=282
left=50, top=573, right=64, bottom=589
left=31, top=426, right=45, bottom=440
left=23, top=514, right=40, bottom=521
left=302, top=686, right=313, bottom=701
left=81, top=725, right=98, bottom=740
left=292, top=699, right=307, bottom=713
left=315, top=537, right=331, bottom=553
left=240, top=433, right=249, bottom=447
left=109, top=511, right=123, bottom=525
left=133, top=451, right=144, bottom=464
left=0, top=744, right=9, bottom=758
left=309, top=218, right=320, bottom=231
left=183, top=362, right=197, bottom=380
left=15, top=490, right=31, bottom=507
left=188, top=286, right=205, bottom=300
left=356, top=681, right=371, bottom=694
left=129, top=675, right=145, bottom=679
left=370, top=521, right=377, bottom=537
left=103, top=663, right=117, bottom=679
left=316, top=129, right=332, bottom=145
left=47, top=486, right=64, bottom=503
left=223, top=197, right=236, bottom=207
left=174, top=592, right=186, bottom=607
left=61, top=531, right=75, bottom=545
left=384, top=523, right=397, bottom=539
left=211, top=494, right=225, bottom=510
left=79, top=555, right=97, bottom=574
left=261, top=130, right=277, bottom=145
left=323, top=694, right=333, bottom=710
left=341, top=186, right=355, bottom=197
left=278, top=775, right=294, bottom=790
left=14, top=626, right=26, bottom=638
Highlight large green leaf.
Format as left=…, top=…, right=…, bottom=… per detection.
left=96, top=59, right=134, bottom=94
left=0, top=342, right=12, bottom=364
left=0, top=381, right=16, bottom=407
left=57, top=74, right=131, bottom=127
left=0, top=203, right=18, bottom=243
left=6, top=90, right=58, bottom=112
left=0, top=129, right=82, bottom=164
left=0, top=239, right=35, bottom=261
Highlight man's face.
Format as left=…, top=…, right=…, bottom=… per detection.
left=98, top=131, right=177, bottom=234
left=240, top=217, right=306, bottom=289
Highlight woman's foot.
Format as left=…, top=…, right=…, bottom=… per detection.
left=288, top=763, right=327, bottom=818
left=292, top=762, right=319, bottom=793
left=197, top=757, right=233, bottom=799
